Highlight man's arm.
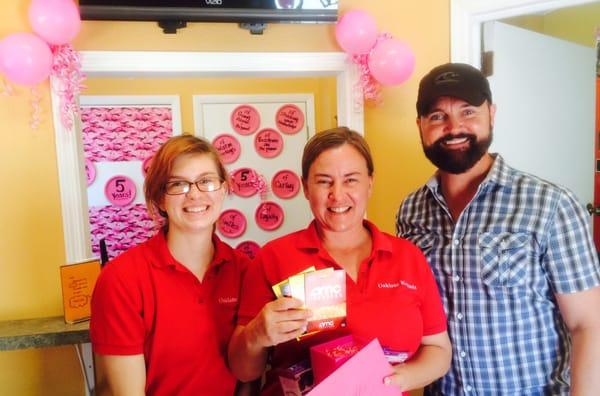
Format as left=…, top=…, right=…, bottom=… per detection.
left=94, top=354, right=146, bottom=396
left=228, top=297, right=311, bottom=382
left=556, top=286, right=600, bottom=396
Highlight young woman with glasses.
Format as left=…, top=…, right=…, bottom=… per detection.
left=90, top=135, right=250, bottom=396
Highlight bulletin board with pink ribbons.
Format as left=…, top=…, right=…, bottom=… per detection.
left=81, top=96, right=182, bottom=260
left=194, top=94, right=315, bottom=259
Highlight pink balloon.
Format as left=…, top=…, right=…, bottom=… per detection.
left=0, top=32, right=53, bottom=86
left=28, top=0, right=81, bottom=45
left=368, top=38, right=416, bottom=86
left=335, top=10, right=378, bottom=55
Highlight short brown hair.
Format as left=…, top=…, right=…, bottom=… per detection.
left=144, top=134, right=228, bottom=218
left=301, top=127, right=374, bottom=180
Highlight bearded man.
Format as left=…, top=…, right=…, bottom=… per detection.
left=396, top=63, right=600, bottom=396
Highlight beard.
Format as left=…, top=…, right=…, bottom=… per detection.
left=422, top=129, right=493, bottom=174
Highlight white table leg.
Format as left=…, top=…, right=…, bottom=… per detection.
left=75, top=342, right=95, bottom=396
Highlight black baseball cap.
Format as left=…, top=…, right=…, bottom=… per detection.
left=416, top=63, right=492, bottom=116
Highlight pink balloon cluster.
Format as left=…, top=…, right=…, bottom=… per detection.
left=0, top=0, right=81, bottom=86
left=335, top=10, right=415, bottom=86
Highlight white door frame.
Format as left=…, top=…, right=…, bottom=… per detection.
left=451, top=0, right=598, bottom=66
left=50, top=51, right=361, bottom=263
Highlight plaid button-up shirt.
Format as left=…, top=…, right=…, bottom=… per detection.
left=396, top=155, right=600, bottom=395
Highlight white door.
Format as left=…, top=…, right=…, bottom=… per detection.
left=484, top=21, right=595, bottom=205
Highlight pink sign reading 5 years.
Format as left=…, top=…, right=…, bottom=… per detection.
left=105, top=175, right=137, bottom=207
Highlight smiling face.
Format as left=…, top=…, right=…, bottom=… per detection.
left=303, top=144, right=372, bottom=235
left=418, top=96, right=496, bottom=174
left=159, top=153, right=226, bottom=236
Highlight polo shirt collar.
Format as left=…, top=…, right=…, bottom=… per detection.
left=147, top=229, right=232, bottom=271
left=297, top=219, right=393, bottom=255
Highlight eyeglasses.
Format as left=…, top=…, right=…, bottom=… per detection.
left=164, top=177, right=224, bottom=195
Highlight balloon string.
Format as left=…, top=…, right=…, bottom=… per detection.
left=30, top=86, right=42, bottom=130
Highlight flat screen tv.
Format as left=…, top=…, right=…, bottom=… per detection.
left=79, top=0, right=338, bottom=33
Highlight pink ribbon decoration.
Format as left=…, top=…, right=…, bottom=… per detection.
left=349, top=33, right=392, bottom=109
left=254, top=172, right=270, bottom=201
left=50, top=44, right=85, bottom=129
left=30, top=86, right=41, bottom=129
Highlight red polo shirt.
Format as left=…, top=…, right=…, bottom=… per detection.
left=90, top=230, right=248, bottom=396
left=237, top=220, right=446, bottom=395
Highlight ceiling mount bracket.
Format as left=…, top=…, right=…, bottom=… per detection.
left=239, top=22, right=267, bottom=35
left=158, top=20, right=187, bottom=34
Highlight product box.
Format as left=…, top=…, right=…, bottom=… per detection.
left=306, top=338, right=402, bottom=396
left=310, top=335, right=366, bottom=385
left=277, top=359, right=315, bottom=396
left=303, top=269, right=346, bottom=333
left=60, top=259, right=101, bottom=323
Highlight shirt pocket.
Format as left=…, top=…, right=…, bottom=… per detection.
left=479, top=231, right=533, bottom=287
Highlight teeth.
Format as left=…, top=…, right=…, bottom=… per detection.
left=185, top=206, right=208, bottom=213
left=444, top=137, right=468, bottom=146
left=329, top=207, right=350, bottom=213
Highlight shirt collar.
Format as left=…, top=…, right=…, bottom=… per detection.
left=425, top=153, right=511, bottom=196
left=297, top=219, right=393, bottom=254
left=147, top=229, right=232, bottom=271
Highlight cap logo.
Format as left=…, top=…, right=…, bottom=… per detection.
left=434, top=71, right=460, bottom=85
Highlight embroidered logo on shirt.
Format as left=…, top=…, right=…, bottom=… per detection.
left=378, top=280, right=417, bottom=291
left=218, top=296, right=238, bottom=305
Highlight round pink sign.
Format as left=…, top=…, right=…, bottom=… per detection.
left=275, top=104, right=305, bottom=134
left=212, top=134, right=241, bottom=164
left=255, top=201, right=284, bottom=231
left=231, top=104, right=260, bottom=136
left=218, top=209, right=247, bottom=238
left=105, top=175, right=136, bottom=207
left=236, top=240, right=261, bottom=260
left=85, top=158, right=96, bottom=186
left=230, top=168, right=259, bottom=198
left=271, top=169, right=301, bottom=199
left=142, top=155, right=153, bottom=176
left=254, top=128, right=284, bottom=158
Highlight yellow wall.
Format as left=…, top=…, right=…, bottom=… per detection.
left=503, top=2, right=600, bottom=48
left=0, top=1, right=449, bottom=394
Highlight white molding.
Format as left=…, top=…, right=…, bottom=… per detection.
left=451, top=0, right=597, bottom=66
left=53, top=51, right=362, bottom=261
left=51, top=78, right=92, bottom=263
left=81, top=51, right=352, bottom=76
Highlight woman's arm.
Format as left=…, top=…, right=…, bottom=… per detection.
left=384, top=331, right=451, bottom=392
left=228, top=297, right=311, bottom=382
left=95, top=354, right=146, bottom=396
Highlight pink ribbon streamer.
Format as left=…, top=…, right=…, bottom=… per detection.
left=349, top=33, right=392, bottom=109
left=254, top=173, right=270, bottom=201
left=50, top=44, right=86, bottom=130
left=30, top=86, right=41, bottom=130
